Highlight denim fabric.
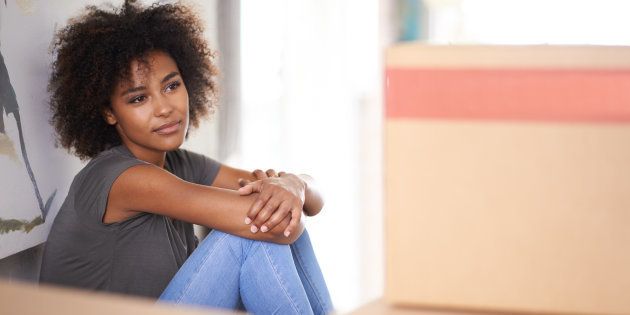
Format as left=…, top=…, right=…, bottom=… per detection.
left=158, top=229, right=333, bottom=315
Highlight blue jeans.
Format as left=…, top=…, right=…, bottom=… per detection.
left=158, top=229, right=333, bottom=314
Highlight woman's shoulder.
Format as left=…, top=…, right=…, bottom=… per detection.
left=74, top=145, right=148, bottom=185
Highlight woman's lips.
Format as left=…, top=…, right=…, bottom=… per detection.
left=154, top=121, right=180, bottom=135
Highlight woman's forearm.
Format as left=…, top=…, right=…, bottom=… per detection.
left=298, top=174, right=324, bottom=216
left=111, top=164, right=302, bottom=244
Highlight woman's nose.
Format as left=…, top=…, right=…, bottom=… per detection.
left=154, top=95, right=173, bottom=117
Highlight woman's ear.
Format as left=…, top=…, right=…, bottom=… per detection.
left=102, top=107, right=118, bottom=125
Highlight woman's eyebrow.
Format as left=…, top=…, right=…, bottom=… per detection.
left=121, top=85, right=145, bottom=96
left=161, top=71, right=180, bottom=83
left=120, top=72, right=180, bottom=96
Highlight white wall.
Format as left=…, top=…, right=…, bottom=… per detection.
left=422, top=0, right=630, bottom=45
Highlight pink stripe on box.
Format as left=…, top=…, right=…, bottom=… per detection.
left=386, top=68, right=630, bottom=122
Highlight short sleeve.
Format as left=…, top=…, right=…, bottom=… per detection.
left=73, top=152, right=147, bottom=227
left=196, top=153, right=221, bottom=185
left=166, top=149, right=221, bottom=186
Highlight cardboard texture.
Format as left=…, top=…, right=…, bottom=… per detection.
left=384, top=45, right=630, bottom=315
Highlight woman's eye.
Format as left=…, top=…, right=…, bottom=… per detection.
left=129, top=95, right=146, bottom=104
left=165, top=81, right=181, bottom=92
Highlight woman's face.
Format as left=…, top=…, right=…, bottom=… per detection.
left=105, top=50, right=189, bottom=158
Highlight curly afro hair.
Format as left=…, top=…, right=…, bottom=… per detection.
left=49, top=0, right=217, bottom=160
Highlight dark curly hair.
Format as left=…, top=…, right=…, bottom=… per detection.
left=49, top=0, right=217, bottom=160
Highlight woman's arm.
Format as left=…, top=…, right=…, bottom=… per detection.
left=213, top=165, right=325, bottom=216
left=104, top=164, right=303, bottom=245
left=296, top=173, right=324, bottom=217
left=211, top=164, right=258, bottom=190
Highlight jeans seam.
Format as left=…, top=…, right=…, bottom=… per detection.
left=262, top=243, right=302, bottom=314
left=174, top=232, right=230, bottom=303
left=226, top=237, right=244, bottom=265
left=292, top=243, right=327, bottom=313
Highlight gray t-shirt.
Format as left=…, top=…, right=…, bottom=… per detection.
left=39, top=145, right=221, bottom=298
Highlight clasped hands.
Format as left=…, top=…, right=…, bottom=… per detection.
left=238, top=169, right=306, bottom=238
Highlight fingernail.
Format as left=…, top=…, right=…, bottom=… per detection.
left=244, top=217, right=251, bottom=224
left=284, top=230, right=291, bottom=237
left=261, top=225, right=268, bottom=233
left=250, top=225, right=258, bottom=233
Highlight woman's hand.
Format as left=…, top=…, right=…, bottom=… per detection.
left=237, top=168, right=278, bottom=188
left=238, top=169, right=306, bottom=237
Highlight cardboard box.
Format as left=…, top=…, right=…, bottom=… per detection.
left=384, top=44, right=630, bottom=315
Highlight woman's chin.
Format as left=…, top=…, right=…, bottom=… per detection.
left=150, top=135, right=186, bottom=152
left=162, top=138, right=185, bottom=151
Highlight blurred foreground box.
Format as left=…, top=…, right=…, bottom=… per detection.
left=384, top=44, right=630, bottom=315
left=0, top=279, right=237, bottom=315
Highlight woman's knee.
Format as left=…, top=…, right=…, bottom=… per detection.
left=207, top=230, right=253, bottom=245
left=201, top=230, right=256, bottom=261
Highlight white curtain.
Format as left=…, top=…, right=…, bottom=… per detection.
left=238, top=0, right=383, bottom=312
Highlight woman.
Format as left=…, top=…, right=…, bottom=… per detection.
left=39, top=1, right=333, bottom=314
